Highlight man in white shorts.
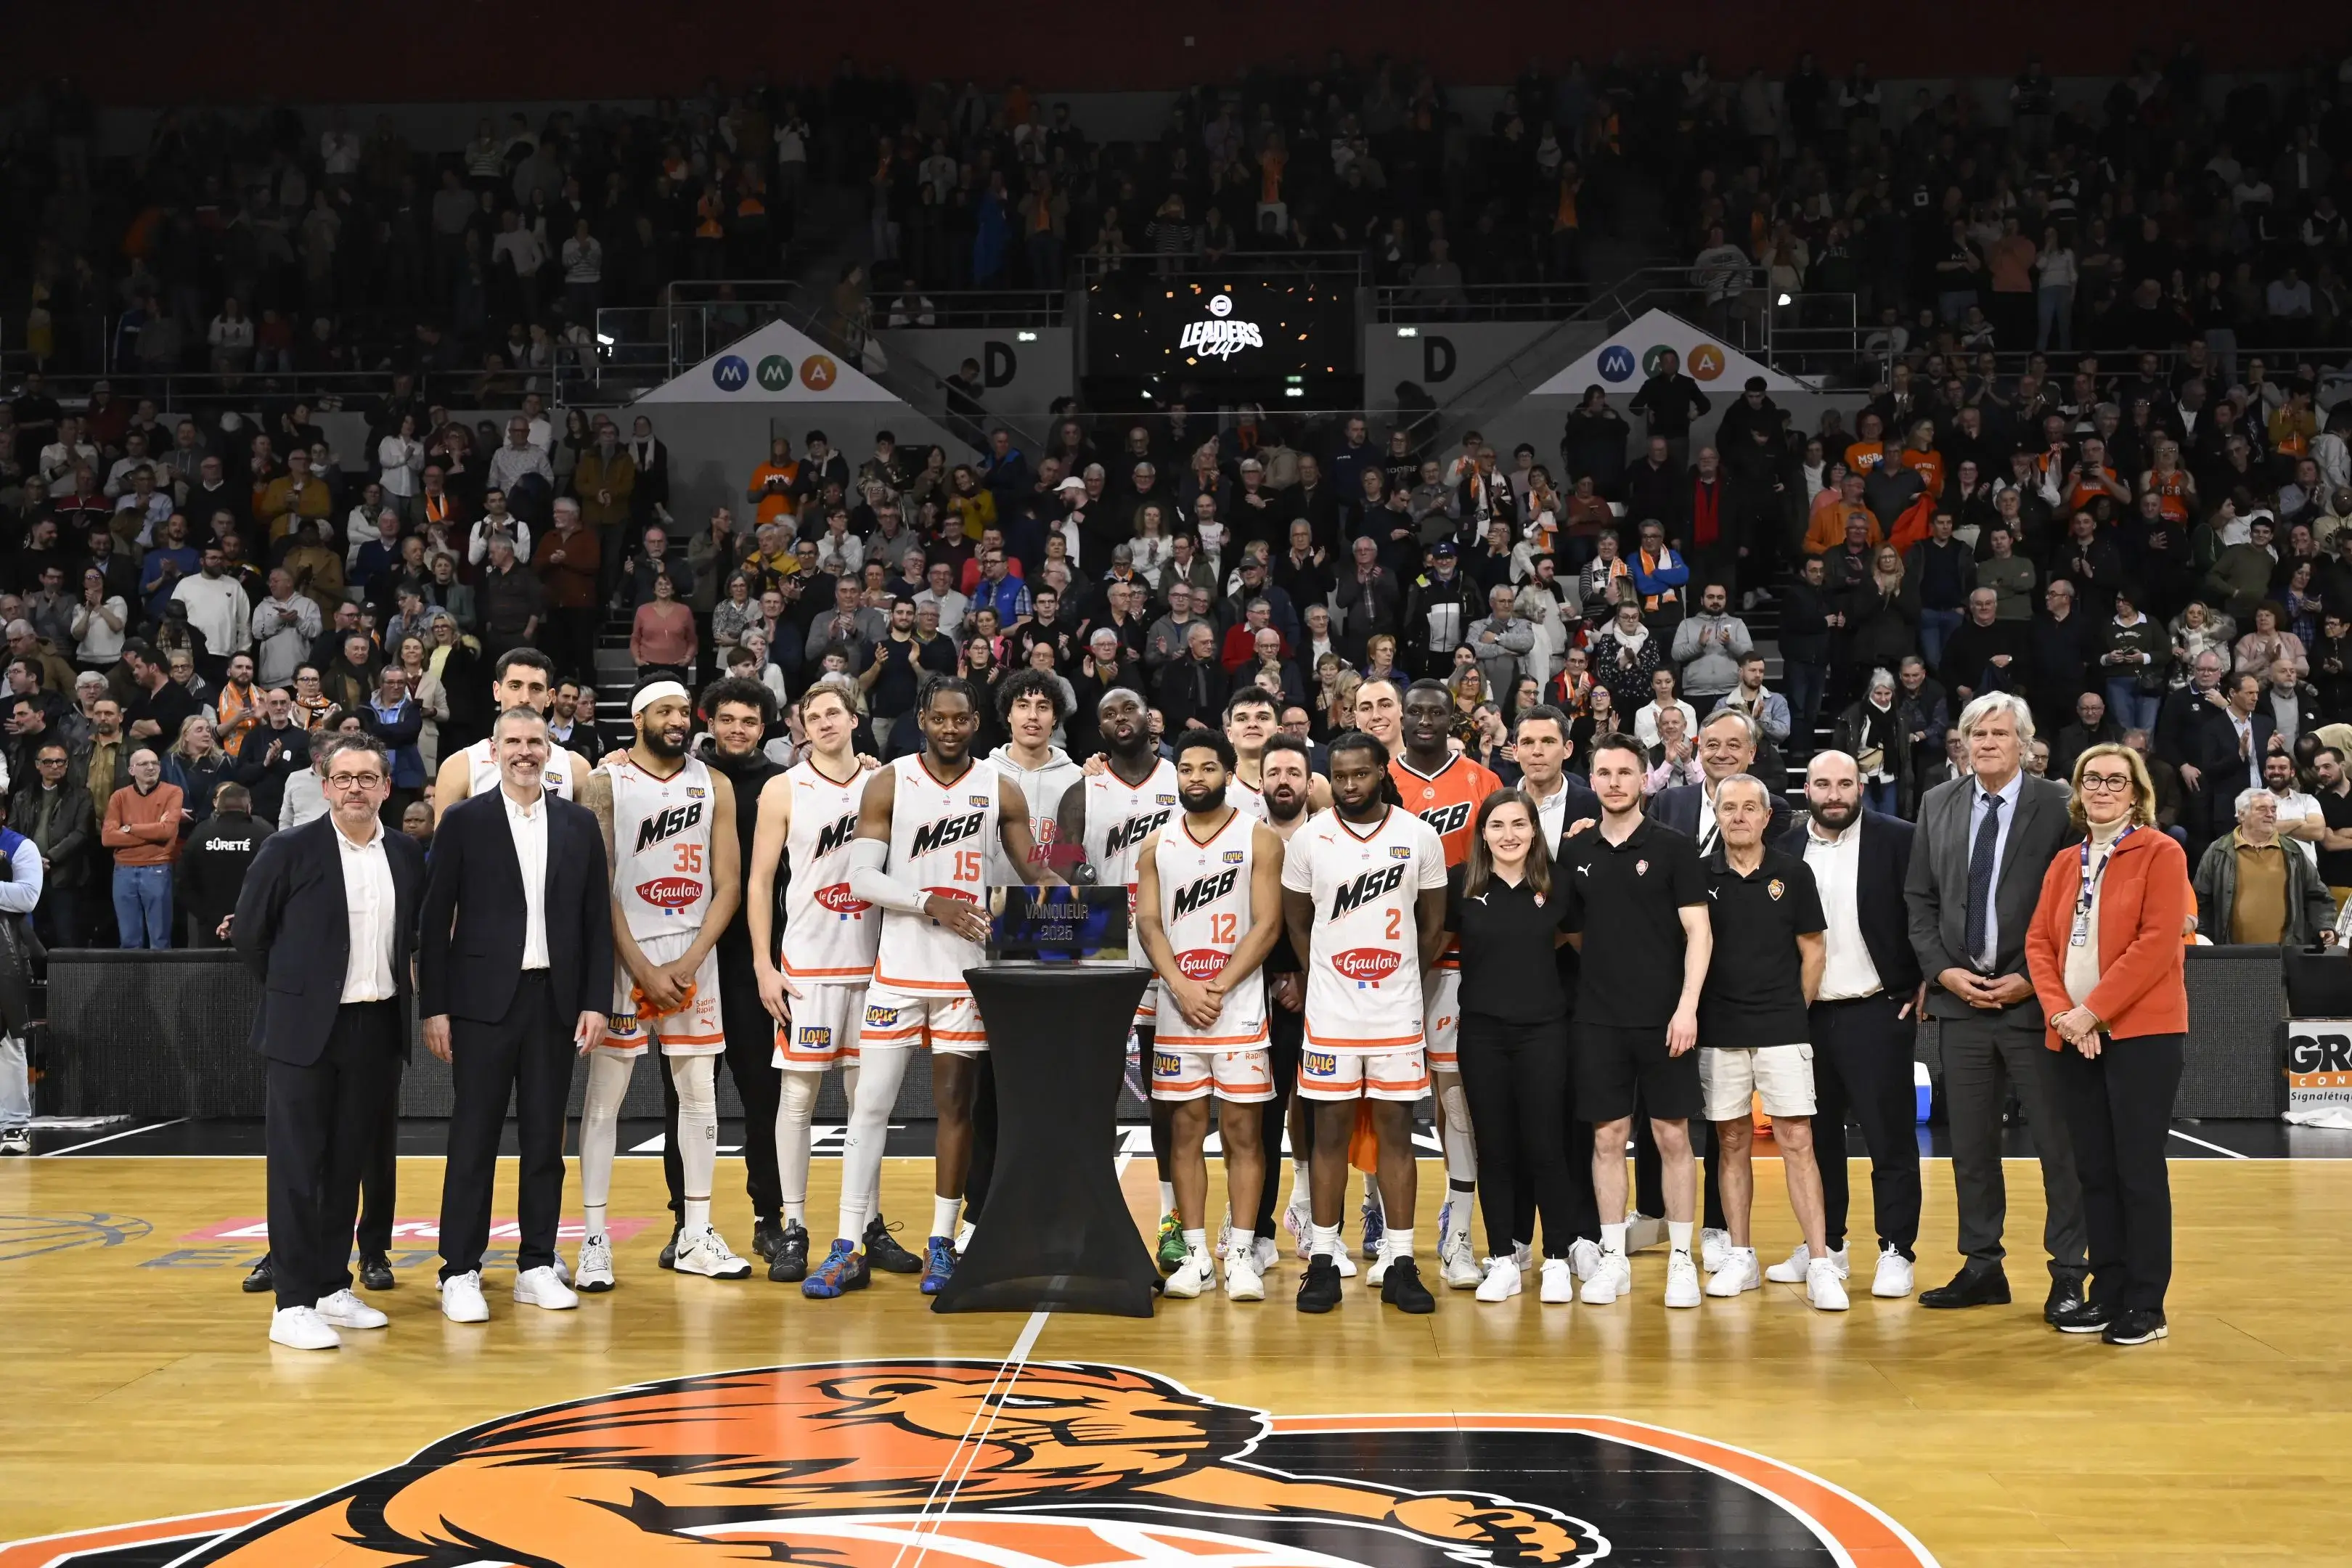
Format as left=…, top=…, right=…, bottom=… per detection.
left=1134, top=731, right=1285, bottom=1301
left=1694, top=774, right=1845, bottom=1310
left=1280, top=730, right=1448, bottom=1316
left=746, top=677, right=918, bottom=1285
left=430, top=646, right=591, bottom=810
left=806, top=676, right=1052, bottom=1299
left=575, top=679, right=746, bottom=1285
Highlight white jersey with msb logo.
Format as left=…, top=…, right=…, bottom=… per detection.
left=1081, top=757, right=1178, bottom=1021
left=603, top=750, right=724, bottom=1053
left=872, top=754, right=999, bottom=998
left=465, top=735, right=573, bottom=799
left=776, top=759, right=878, bottom=1069
left=1149, top=809, right=1269, bottom=1050
left=1280, top=806, right=1446, bottom=1053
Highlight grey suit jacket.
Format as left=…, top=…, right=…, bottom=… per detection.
left=1904, top=771, right=2078, bottom=1026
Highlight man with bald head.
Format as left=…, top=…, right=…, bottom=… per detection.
left=1774, top=748, right=1924, bottom=1299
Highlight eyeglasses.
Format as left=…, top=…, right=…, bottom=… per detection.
left=326, top=772, right=385, bottom=791
left=2078, top=774, right=2134, bottom=794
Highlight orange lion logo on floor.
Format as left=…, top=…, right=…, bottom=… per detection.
left=183, top=1360, right=1601, bottom=1567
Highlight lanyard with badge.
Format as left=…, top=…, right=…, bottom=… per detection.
left=2070, top=827, right=2135, bottom=948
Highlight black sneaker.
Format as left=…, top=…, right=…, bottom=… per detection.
left=2102, top=1308, right=2168, bottom=1346
left=752, top=1218, right=786, bottom=1265
left=2049, top=1298, right=2115, bottom=1335
left=357, top=1254, right=396, bottom=1292
left=2042, top=1275, right=2086, bottom=1324
left=1380, top=1256, right=1437, bottom=1315
left=658, top=1225, right=682, bottom=1270
left=241, top=1254, right=275, bottom=1294
left=767, top=1220, right=811, bottom=1283
left=864, top=1216, right=923, bottom=1273
left=1297, top=1255, right=1344, bottom=1313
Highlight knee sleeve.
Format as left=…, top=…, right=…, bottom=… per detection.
left=1440, top=1082, right=1474, bottom=1138
left=669, top=1055, right=718, bottom=1197
left=669, top=1053, right=718, bottom=1119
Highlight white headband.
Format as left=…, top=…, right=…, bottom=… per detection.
left=631, top=679, right=691, bottom=716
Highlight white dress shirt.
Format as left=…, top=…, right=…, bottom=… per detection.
left=1804, top=817, right=1884, bottom=1000
left=502, top=786, right=552, bottom=970
left=336, top=820, right=397, bottom=1003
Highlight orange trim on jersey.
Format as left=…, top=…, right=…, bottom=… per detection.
left=648, top=1029, right=727, bottom=1048
left=1304, top=1026, right=1426, bottom=1051
left=927, top=1027, right=991, bottom=1042
left=1157, top=1026, right=1273, bottom=1048
left=873, top=970, right=974, bottom=995
left=780, top=961, right=876, bottom=980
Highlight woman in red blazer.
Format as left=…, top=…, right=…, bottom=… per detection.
left=2025, top=742, right=2191, bottom=1348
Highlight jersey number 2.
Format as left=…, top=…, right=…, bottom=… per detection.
left=1384, top=908, right=1402, bottom=940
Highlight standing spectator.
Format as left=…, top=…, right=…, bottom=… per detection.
left=250, top=571, right=322, bottom=690
left=532, top=498, right=602, bottom=683
left=11, top=742, right=90, bottom=952
left=178, top=781, right=271, bottom=947
left=2194, top=788, right=2332, bottom=943
left=102, top=746, right=182, bottom=948
left=361, top=668, right=427, bottom=821
left=1627, top=348, right=1710, bottom=471
left=279, top=729, right=337, bottom=832
left=1670, top=582, right=1752, bottom=707
left=474, top=534, right=544, bottom=670
left=1463, top=584, right=1536, bottom=697
left=168, top=546, right=252, bottom=686
left=1903, top=512, right=1977, bottom=671
left=629, top=573, right=696, bottom=682
left=1904, top=692, right=2086, bottom=1320
left=236, top=688, right=312, bottom=825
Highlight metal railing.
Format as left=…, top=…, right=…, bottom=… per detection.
left=1373, top=280, right=1599, bottom=324
left=1075, top=249, right=1368, bottom=287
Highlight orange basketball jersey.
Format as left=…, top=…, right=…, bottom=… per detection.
left=1390, top=751, right=1500, bottom=971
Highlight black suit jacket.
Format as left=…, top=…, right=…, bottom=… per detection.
left=1776, top=809, right=1922, bottom=995
left=417, top=788, right=613, bottom=1025
left=1649, top=780, right=1792, bottom=843
left=2183, top=705, right=2276, bottom=820
left=234, top=816, right=428, bottom=1066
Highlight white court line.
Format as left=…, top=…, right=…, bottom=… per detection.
left=39, top=1116, right=187, bottom=1156
left=2168, top=1127, right=2250, bottom=1159
left=897, top=1149, right=1136, bottom=1567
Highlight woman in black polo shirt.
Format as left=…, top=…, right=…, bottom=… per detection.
left=1447, top=789, right=1579, bottom=1305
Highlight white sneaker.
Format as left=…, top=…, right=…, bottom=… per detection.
left=552, top=1252, right=573, bottom=1286
left=1808, top=1257, right=1852, bottom=1310
left=1440, top=1231, right=1485, bottom=1290
left=1475, top=1255, right=1522, bottom=1302
left=955, top=1220, right=975, bottom=1256
left=314, top=1288, right=388, bottom=1329
left=1164, top=1254, right=1214, bottom=1298
left=513, top=1265, right=579, bottom=1310
left=440, top=1271, right=490, bottom=1323
left=0, top=1127, right=31, bottom=1155
left=1513, top=1241, right=1534, bottom=1273
left=1623, top=1214, right=1665, bottom=1252
left=1223, top=1251, right=1265, bottom=1301
left=1871, top=1245, right=1915, bottom=1299
left=1540, top=1257, right=1575, bottom=1303
left=1664, top=1249, right=1702, bottom=1308
left=672, top=1226, right=754, bottom=1279
left=269, top=1305, right=341, bottom=1349
left=1569, top=1238, right=1604, bottom=1282
left=1365, top=1247, right=1391, bottom=1286
left=1700, top=1228, right=1732, bottom=1274
left=1334, top=1239, right=1357, bottom=1279
left=1580, top=1249, right=1633, bottom=1304
left=574, top=1236, right=615, bottom=1292
left=1704, top=1247, right=1761, bottom=1297
left=1251, top=1236, right=1279, bottom=1274
left=1766, top=1241, right=1848, bottom=1283
left=1283, top=1196, right=1314, bottom=1257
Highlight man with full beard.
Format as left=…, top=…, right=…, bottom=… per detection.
left=1253, top=735, right=1319, bottom=1271
left=1773, top=748, right=1926, bottom=1301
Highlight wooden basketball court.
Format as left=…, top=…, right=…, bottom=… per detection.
left=1, top=1138, right=2343, bottom=1568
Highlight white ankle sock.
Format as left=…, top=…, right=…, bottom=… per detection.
left=1668, top=1220, right=1693, bottom=1254
left=1384, top=1227, right=1414, bottom=1259
left=931, top=1194, right=961, bottom=1241
left=1158, top=1180, right=1177, bottom=1214
left=683, top=1197, right=710, bottom=1234
left=1183, top=1228, right=1206, bottom=1259
left=583, top=1203, right=608, bottom=1244
left=1289, top=1160, right=1310, bottom=1203
left=1311, top=1223, right=1340, bottom=1259
left=1601, top=1222, right=1626, bottom=1256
